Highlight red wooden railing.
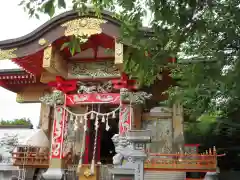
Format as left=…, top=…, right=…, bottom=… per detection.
left=144, top=147, right=224, bottom=172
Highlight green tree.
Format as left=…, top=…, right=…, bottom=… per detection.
left=19, top=0, right=240, bottom=122
left=0, top=118, right=33, bottom=128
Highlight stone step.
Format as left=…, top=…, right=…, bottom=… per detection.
left=144, top=171, right=186, bottom=180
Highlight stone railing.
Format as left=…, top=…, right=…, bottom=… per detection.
left=99, top=164, right=113, bottom=180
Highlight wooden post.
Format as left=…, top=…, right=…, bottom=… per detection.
left=132, top=104, right=142, bottom=129
left=39, top=103, right=51, bottom=139
left=114, top=41, right=124, bottom=71
left=172, top=102, right=184, bottom=153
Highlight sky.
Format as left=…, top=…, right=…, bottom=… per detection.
left=0, top=1, right=51, bottom=128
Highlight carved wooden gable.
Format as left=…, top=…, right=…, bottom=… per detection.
left=68, top=60, right=121, bottom=79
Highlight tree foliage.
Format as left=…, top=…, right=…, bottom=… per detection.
left=19, top=0, right=240, bottom=123
left=0, top=118, right=33, bottom=127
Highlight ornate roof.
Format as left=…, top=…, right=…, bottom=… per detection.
left=0, top=9, right=152, bottom=59
left=0, top=10, right=153, bottom=93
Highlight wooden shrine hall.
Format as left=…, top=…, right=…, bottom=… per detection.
left=0, top=9, right=220, bottom=180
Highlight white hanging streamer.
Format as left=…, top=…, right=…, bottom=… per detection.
left=106, top=114, right=110, bottom=131
left=63, top=106, right=120, bottom=117
left=63, top=106, right=120, bottom=131
left=62, top=105, right=119, bottom=173
left=90, top=105, right=100, bottom=174
left=78, top=117, right=88, bottom=170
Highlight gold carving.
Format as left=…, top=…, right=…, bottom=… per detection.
left=16, top=93, right=24, bottom=103
left=40, top=72, right=57, bottom=83
left=0, top=48, right=17, bottom=60
left=83, top=168, right=91, bottom=177
left=115, top=42, right=123, bottom=70
left=43, top=46, right=57, bottom=74
left=61, top=18, right=106, bottom=37
left=43, top=45, right=68, bottom=77
left=68, top=61, right=120, bottom=79
left=38, top=38, right=47, bottom=46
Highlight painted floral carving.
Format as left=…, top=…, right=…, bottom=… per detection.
left=120, top=88, right=152, bottom=104
left=39, top=90, right=65, bottom=106
left=68, top=61, right=120, bottom=79
left=77, top=81, right=113, bottom=94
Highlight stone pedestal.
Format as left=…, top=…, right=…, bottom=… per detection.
left=111, top=130, right=151, bottom=180
left=42, top=168, right=64, bottom=180
left=109, top=168, right=135, bottom=180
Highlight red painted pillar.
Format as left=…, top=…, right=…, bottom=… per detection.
left=49, top=106, right=67, bottom=165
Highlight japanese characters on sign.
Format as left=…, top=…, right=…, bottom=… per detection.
left=51, top=106, right=66, bottom=159
left=66, top=93, right=120, bottom=105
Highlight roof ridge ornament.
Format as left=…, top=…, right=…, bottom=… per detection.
left=61, top=17, right=106, bottom=37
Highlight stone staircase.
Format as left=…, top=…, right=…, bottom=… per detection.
left=144, top=171, right=186, bottom=180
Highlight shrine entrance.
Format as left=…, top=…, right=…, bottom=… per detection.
left=87, top=104, right=119, bottom=165
left=99, top=110, right=118, bottom=164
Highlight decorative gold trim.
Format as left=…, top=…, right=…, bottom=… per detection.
left=38, top=38, right=47, bottom=46
left=61, top=18, right=106, bottom=37
left=115, top=41, right=124, bottom=70
left=0, top=48, right=17, bottom=60
left=42, top=46, right=58, bottom=74
left=83, top=168, right=91, bottom=177
left=16, top=93, right=24, bottom=103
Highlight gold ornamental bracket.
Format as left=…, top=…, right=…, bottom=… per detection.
left=114, top=41, right=124, bottom=71
left=61, top=18, right=107, bottom=37
left=42, top=45, right=68, bottom=79
left=0, top=48, right=17, bottom=60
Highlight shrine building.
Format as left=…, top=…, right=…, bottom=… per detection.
left=0, top=10, right=218, bottom=180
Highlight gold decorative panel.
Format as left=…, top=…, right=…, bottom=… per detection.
left=68, top=61, right=121, bottom=79
left=43, top=46, right=56, bottom=73
left=61, top=18, right=106, bottom=37
left=0, top=48, right=17, bottom=60
left=115, top=41, right=123, bottom=70
left=42, top=46, right=67, bottom=77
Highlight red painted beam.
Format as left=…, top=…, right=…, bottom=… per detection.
left=66, top=93, right=120, bottom=106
